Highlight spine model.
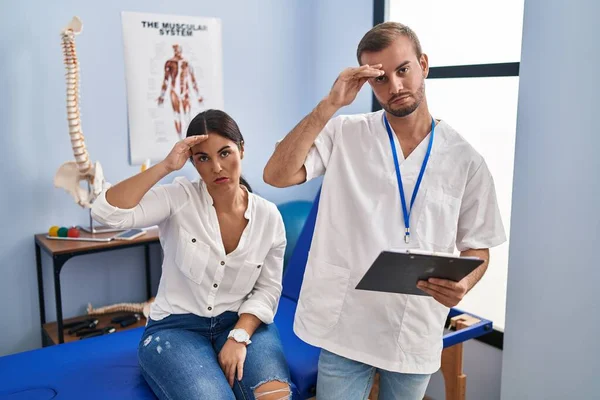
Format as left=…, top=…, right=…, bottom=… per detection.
left=54, top=16, right=105, bottom=208
left=87, top=298, right=155, bottom=319
left=61, top=18, right=91, bottom=176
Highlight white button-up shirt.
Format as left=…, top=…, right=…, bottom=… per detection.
left=91, top=177, right=286, bottom=324
left=293, top=110, right=506, bottom=374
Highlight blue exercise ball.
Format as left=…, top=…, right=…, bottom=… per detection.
left=277, top=200, right=313, bottom=272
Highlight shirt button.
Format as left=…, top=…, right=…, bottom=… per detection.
left=191, top=238, right=196, bottom=243
left=208, top=306, right=212, bottom=311
left=220, top=261, right=225, bottom=266
left=213, top=284, right=218, bottom=288
left=257, top=265, right=262, bottom=269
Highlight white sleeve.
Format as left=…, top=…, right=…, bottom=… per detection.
left=456, top=160, right=507, bottom=252
left=238, top=206, right=286, bottom=324
left=91, top=183, right=189, bottom=230
left=303, top=116, right=343, bottom=181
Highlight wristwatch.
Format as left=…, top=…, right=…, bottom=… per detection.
left=227, top=328, right=252, bottom=345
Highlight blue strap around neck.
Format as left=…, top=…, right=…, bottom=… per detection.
left=383, top=114, right=435, bottom=243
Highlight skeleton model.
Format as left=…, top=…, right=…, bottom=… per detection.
left=87, top=297, right=155, bottom=319
left=54, top=16, right=105, bottom=209
left=56, top=17, right=153, bottom=317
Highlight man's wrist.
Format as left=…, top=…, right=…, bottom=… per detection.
left=317, top=97, right=340, bottom=120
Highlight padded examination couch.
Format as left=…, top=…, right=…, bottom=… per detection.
left=0, top=190, right=491, bottom=400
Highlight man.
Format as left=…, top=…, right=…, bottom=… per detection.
left=157, top=44, right=204, bottom=138
left=263, top=22, right=506, bottom=399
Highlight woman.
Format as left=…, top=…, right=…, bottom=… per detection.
left=91, top=110, right=293, bottom=400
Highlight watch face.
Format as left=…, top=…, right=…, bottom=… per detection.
left=233, top=330, right=248, bottom=341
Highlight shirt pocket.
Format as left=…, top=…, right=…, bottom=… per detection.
left=174, top=227, right=210, bottom=285
left=415, top=188, right=461, bottom=249
left=297, top=260, right=350, bottom=336
left=229, top=260, right=263, bottom=294
left=396, top=296, right=447, bottom=355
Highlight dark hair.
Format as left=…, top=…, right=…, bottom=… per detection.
left=186, top=109, right=252, bottom=193
left=356, top=22, right=423, bottom=64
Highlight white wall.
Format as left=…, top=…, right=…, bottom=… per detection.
left=501, top=0, right=600, bottom=398
left=310, top=0, right=374, bottom=114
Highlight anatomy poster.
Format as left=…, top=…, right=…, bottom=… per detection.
left=121, top=11, right=224, bottom=164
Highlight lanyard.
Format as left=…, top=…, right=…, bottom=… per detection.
left=383, top=114, right=435, bottom=243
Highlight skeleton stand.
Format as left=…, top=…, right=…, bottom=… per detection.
left=78, top=182, right=123, bottom=234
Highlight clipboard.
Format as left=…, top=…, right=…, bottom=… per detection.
left=355, top=249, right=484, bottom=296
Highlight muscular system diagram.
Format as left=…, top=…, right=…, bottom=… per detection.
left=156, top=44, right=204, bottom=138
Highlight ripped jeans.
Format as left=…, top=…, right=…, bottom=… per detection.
left=138, top=312, right=294, bottom=399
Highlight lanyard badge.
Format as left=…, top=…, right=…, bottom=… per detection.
left=383, top=114, right=435, bottom=244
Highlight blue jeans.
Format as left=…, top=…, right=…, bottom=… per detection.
left=138, top=312, right=294, bottom=399
left=316, top=349, right=431, bottom=400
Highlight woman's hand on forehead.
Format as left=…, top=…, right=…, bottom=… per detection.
left=184, top=134, right=209, bottom=149
left=161, top=135, right=209, bottom=172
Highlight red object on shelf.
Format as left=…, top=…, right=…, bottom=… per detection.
left=67, top=227, right=80, bottom=238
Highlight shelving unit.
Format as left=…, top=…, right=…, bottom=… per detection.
left=35, top=228, right=159, bottom=345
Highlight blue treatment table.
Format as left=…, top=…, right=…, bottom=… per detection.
left=0, top=307, right=490, bottom=400
left=0, top=191, right=493, bottom=400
